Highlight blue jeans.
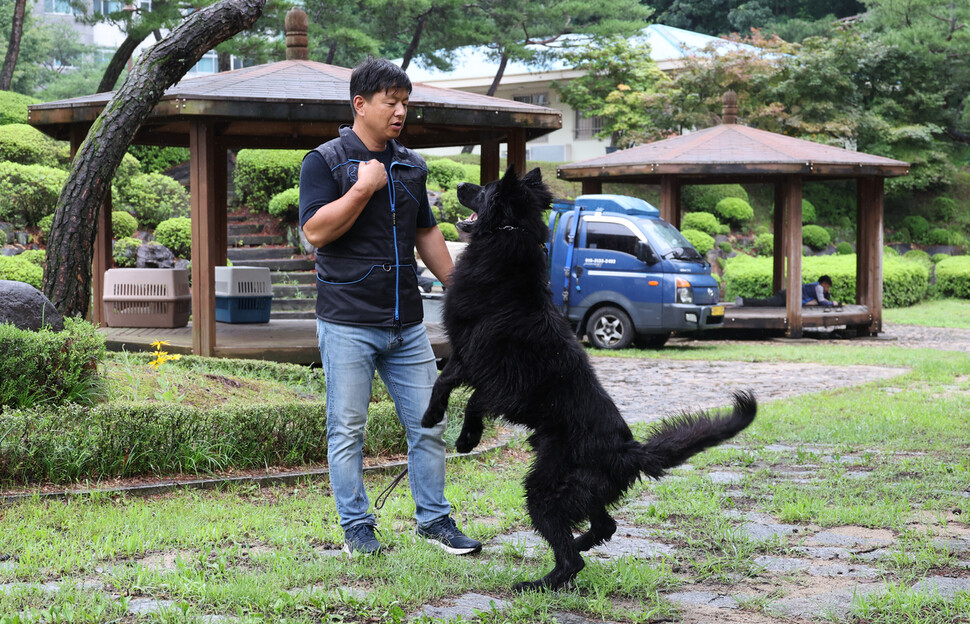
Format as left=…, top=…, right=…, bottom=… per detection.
left=317, top=320, right=451, bottom=530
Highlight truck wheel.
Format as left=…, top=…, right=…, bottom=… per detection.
left=587, top=306, right=634, bottom=350
left=636, top=333, right=670, bottom=349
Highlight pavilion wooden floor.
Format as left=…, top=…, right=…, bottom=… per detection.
left=98, top=304, right=872, bottom=364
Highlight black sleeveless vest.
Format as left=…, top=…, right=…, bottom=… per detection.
left=309, top=127, right=428, bottom=327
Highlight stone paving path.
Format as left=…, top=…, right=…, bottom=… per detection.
left=2, top=323, right=968, bottom=622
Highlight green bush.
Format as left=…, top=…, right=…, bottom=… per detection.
left=718, top=241, right=732, bottom=253
left=112, top=210, right=138, bottom=239
left=127, top=145, right=190, bottom=174
left=114, top=172, right=189, bottom=229
left=113, top=152, right=142, bottom=189
left=233, top=149, right=304, bottom=211
left=935, top=256, right=970, bottom=299
left=903, top=249, right=931, bottom=265
left=439, top=189, right=472, bottom=223
left=38, top=213, right=55, bottom=241
left=801, top=199, right=816, bottom=224
left=884, top=245, right=900, bottom=257
left=681, top=229, right=715, bottom=255
left=802, top=224, right=831, bottom=251
left=154, top=216, right=192, bottom=258
left=714, top=197, right=754, bottom=228
left=901, top=215, right=931, bottom=243
left=438, top=222, right=460, bottom=241
left=112, top=236, right=142, bottom=267
left=18, top=249, right=45, bottom=267
left=926, top=227, right=966, bottom=247
left=682, top=183, right=748, bottom=214
left=427, top=158, right=466, bottom=190
left=0, top=318, right=105, bottom=410
left=892, top=228, right=912, bottom=244
left=753, top=232, right=774, bottom=256
left=931, top=253, right=950, bottom=264
left=0, top=255, right=45, bottom=288
left=836, top=241, right=854, bottom=255
left=722, top=254, right=929, bottom=308
left=681, top=211, right=721, bottom=236
left=0, top=90, right=40, bottom=126
left=267, top=187, right=300, bottom=221
left=0, top=161, right=68, bottom=227
left=0, top=123, right=69, bottom=168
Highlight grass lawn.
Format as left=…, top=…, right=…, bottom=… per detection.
left=883, top=298, right=970, bottom=329
left=0, top=303, right=968, bottom=622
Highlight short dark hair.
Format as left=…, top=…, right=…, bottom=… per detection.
left=350, top=58, right=411, bottom=110
left=818, top=275, right=832, bottom=286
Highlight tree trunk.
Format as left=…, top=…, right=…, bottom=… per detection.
left=43, top=0, right=266, bottom=318
left=0, top=0, right=27, bottom=91
left=97, top=32, right=149, bottom=93
left=218, top=50, right=232, bottom=72
left=399, top=12, right=429, bottom=71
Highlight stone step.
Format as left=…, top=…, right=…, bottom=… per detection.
left=272, top=284, right=316, bottom=298
left=234, top=257, right=316, bottom=271
left=270, top=309, right=318, bottom=320
left=227, top=246, right=301, bottom=261
left=229, top=234, right=285, bottom=247
left=227, top=223, right=264, bottom=235
left=271, top=297, right=317, bottom=311
left=271, top=271, right=317, bottom=285
left=226, top=214, right=248, bottom=223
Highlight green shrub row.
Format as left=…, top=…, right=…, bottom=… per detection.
left=935, top=256, right=970, bottom=299
left=427, top=158, right=466, bottom=190
left=0, top=161, right=68, bottom=227
left=0, top=123, right=70, bottom=168
left=682, top=183, right=748, bottom=214
left=114, top=172, right=189, bottom=229
left=233, top=149, right=304, bottom=212
left=722, top=253, right=930, bottom=308
left=0, top=318, right=106, bottom=410
left=681, top=229, right=715, bottom=255
left=0, top=90, right=40, bottom=126
left=0, top=254, right=44, bottom=289
left=681, top=211, right=720, bottom=236
left=438, top=222, right=460, bottom=241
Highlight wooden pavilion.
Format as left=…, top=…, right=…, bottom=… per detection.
left=27, top=8, right=561, bottom=356
left=557, top=92, right=910, bottom=337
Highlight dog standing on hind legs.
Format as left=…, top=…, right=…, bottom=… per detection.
left=421, top=166, right=757, bottom=592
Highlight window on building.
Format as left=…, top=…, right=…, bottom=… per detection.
left=585, top=221, right=639, bottom=256
left=96, top=1, right=151, bottom=14
left=232, top=57, right=257, bottom=70
left=574, top=110, right=605, bottom=140
left=44, top=0, right=74, bottom=14
left=513, top=93, right=548, bottom=107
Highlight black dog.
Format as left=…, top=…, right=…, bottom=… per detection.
left=421, top=167, right=756, bottom=592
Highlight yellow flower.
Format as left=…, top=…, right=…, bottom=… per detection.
left=150, top=340, right=170, bottom=350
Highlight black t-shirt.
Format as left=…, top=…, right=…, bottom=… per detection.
left=298, top=149, right=436, bottom=229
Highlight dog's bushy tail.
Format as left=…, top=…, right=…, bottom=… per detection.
left=635, top=391, right=757, bottom=479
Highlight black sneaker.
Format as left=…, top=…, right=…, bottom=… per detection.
left=343, top=524, right=384, bottom=556
left=417, top=516, right=482, bottom=555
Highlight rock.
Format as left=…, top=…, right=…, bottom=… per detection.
left=0, top=222, right=14, bottom=244
left=1, top=245, right=23, bottom=257
left=174, top=258, right=190, bottom=271
left=13, top=231, right=30, bottom=246
left=136, top=243, right=176, bottom=268
left=888, top=243, right=911, bottom=255
left=925, top=245, right=960, bottom=257
left=0, top=280, right=64, bottom=331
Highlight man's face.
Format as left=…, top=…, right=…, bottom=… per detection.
left=354, top=87, right=409, bottom=144
left=821, top=282, right=831, bottom=295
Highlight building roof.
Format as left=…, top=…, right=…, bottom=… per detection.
left=557, top=123, right=910, bottom=181
left=28, top=59, right=562, bottom=149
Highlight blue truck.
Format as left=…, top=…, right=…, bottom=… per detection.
left=548, top=194, right=725, bottom=349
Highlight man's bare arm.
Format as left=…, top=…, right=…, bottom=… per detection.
left=415, top=226, right=454, bottom=288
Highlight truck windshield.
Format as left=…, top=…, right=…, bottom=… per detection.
left=641, top=220, right=705, bottom=262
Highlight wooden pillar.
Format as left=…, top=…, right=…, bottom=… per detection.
left=581, top=179, right=602, bottom=195
left=660, top=175, right=681, bottom=229
left=772, top=181, right=786, bottom=294
left=190, top=121, right=218, bottom=356
left=506, top=128, right=526, bottom=177
left=783, top=176, right=803, bottom=338
left=481, top=139, right=500, bottom=184
left=213, top=140, right=228, bottom=266
left=70, top=126, right=110, bottom=326
left=857, top=177, right=884, bottom=334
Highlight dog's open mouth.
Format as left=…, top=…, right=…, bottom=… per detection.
left=456, top=212, right=478, bottom=233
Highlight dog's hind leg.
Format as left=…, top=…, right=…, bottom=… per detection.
left=421, top=357, right=466, bottom=428
left=455, top=389, right=486, bottom=453
left=573, top=506, right=617, bottom=552
left=514, top=474, right=586, bottom=592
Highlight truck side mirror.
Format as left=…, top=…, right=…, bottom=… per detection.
left=635, top=241, right=661, bottom=265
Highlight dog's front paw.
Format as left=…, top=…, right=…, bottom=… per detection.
left=455, top=430, right=482, bottom=453
left=421, top=409, right=444, bottom=429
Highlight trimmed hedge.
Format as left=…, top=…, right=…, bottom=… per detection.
left=154, top=216, right=192, bottom=258
left=0, top=318, right=106, bottom=410
left=935, top=256, right=970, bottom=299
left=438, top=222, right=460, bottom=241
left=112, top=210, right=139, bottom=239
left=268, top=186, right=300, bottom=221
left=0, top=161, right=68, bottom=227
left=722, top=253, right=930, bottom=308
left=901, top=215, right=930, bottom=243
left=427, top=158, right=466, bottom=190
left=681, top=211, right=721, bottom=236
left=802, top=224, right=831, bottom=251
left=801, top=199, right=816, bottom=224
left=0, top=123, right=70, bottom=168
left=903, top=249, right=931, bottom=265
left=234, top=149, right=304, bottom=211
left=926, top=227, right=966, bottom=247
left=114, top=172, right=189, bottom=229
left=682, top=183, right=748, bottom=214
left=681, top=229, right=714, bottom=255
left=836, top=241, right=854, bottom=255
left=127, top=145, right=189, bottom=174
left=0, top=90, right=40, bottom=126
left=753, top=232, right=774, bottom=256
left=714, top=197, right=754, bottom=227
left=0, top=255, right=43, bottom=289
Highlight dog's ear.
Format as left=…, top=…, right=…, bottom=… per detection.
left=522, top=168, right=543, bottom=186
left=498, top=164, right=521, bottom=195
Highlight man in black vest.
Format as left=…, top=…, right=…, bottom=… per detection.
left=299, top=58, right=481, bottom=557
